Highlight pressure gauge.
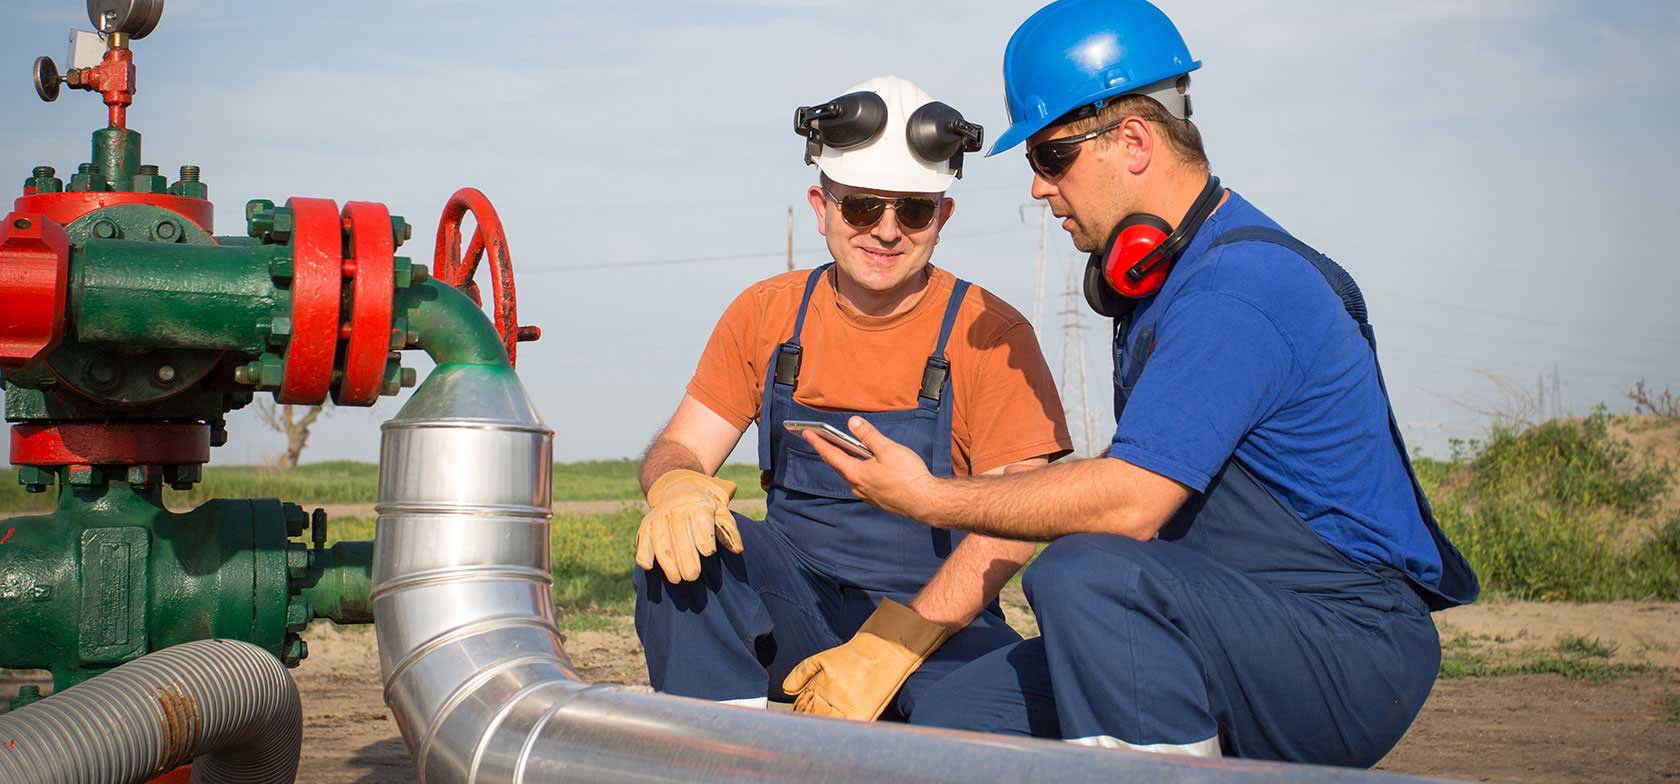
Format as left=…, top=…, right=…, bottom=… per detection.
left=86, top=0, right=164, bottom=39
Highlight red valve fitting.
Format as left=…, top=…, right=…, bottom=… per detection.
left=0, top=212, right=71, bottom=368
left=66, top=46, right=136, bottom=130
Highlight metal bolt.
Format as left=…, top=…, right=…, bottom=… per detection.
left=138, top=164, right=159, bottom=176
left=86, top=358, right=120, bottom=388
left=150, top=219, right=180, bottom=242
left=11, top=218, right=31, bottom=231
left=67, top=466, right=101, bottom=486
left=126, top=465, right=155, bottom=487
left=155, top=364, right=176, bottom=383
left=286, top=597, right=311, bottom=629
left=413, top=264, right=430, bottom=283
left=286, top=542, right=310, bottom=580
left=283, top=503, right=309, bottom=537
left=268, top=254, right=294, bottom=281
left=311, top=508, right=328, bottom=548
left=91, top=219, right=119, bottom=239
left=32, top=166, right=54, bottom=179
left=401, top=367, right=417, bottom=388
left=282, top=634, right=308, bottom=665
left=77, top=163, right=96, bottom=175
left=18, top=686, right=40, bottom=699
left=24, top=484, right=47, bottom=494
left=179, top=165, right=201, bottom=182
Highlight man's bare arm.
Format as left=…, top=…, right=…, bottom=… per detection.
left=804, top=417, right=1193, bottom=543
left=907, top=459, right=1045, bottom=630
left=925, top=456, right=1190, bottom=541
left=639, top=394, right=746, bottom=494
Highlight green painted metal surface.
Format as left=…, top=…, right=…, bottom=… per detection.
left=74, top=237, right=282, bottom=353
left=0, top=470, right=374, bottom=691
left=91, top=128, right=141, bottom=193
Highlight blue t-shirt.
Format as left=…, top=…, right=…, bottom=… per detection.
left=1108, top=190, right=1443, bottom=586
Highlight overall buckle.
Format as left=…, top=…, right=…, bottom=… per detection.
left=774, top=343, right=803, bottom=387
left=919, top=356, right=950, bottom=402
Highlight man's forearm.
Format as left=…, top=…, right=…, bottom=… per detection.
left=908, top=533, right=1036, bottom=630
left=638, top=438, right=707, bottom=495
left=919, top=457, right=1174, bottom=541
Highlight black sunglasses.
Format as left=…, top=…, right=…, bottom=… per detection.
left=1025, top=118, right=1126, bottom=180
left=822, top=187, right=940, bottom=231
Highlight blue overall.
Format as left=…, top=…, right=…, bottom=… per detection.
left=634, top=264, right=1021, bottom=717
left=911, top=228, right=1478, bottom=766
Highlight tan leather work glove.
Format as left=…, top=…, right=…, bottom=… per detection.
left=635, top=469, right=741, bottom=583
left=782, top=598, right=952, bottom=721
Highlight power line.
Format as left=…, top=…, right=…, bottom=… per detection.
left=514, top=226, right=1033, bottom=275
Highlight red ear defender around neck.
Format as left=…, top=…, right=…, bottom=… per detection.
left=1082, top=175, right=1224, bottom=316
left=1103, top=214, right=1174, bottom=298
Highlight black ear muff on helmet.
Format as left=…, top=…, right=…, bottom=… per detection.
left=796, top=91, right=889, bottom=165
left=906, top=101, right=984, bottom=179
left=1083, top=176, right=1223, bottom=317
left=795, top=92, right=983, bottom=177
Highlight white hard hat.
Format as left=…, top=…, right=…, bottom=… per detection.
left=794, top=75, right=984, bottom=194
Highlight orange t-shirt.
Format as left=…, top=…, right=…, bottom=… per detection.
left=687, top=265, right=1073, bottom=475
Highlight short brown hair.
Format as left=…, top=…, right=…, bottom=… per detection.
left=1061, top=94, right=1208, bottom=168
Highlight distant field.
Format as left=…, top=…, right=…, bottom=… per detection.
left=6, top=415, right=1678, bottom=606
left=0, top=459, right=768, bottom=514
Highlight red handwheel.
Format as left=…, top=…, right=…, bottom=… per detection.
left=431, top=188, right=540, bottom=366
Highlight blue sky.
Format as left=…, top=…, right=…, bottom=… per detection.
left=3, top=1, right=1677, bottom=466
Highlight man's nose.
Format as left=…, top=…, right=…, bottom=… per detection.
left=1030, top=173, right=1058, bottom=201
left=872, top=208, right=903, bottom=242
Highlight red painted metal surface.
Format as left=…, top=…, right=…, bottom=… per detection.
left=66, top=46, right=136, bottom=130
left=277, top=197, right=341, bottom=404
left=14, top=192, right=214, bottom=233
left=432, top=188, right=538, bottom=366
left=0, top=212, right=71, bottom=368
left=11, top=422, right=211, bottom=466
left=336, top=201, right=396, bottom=405
left=145, top=765, right=192, bottom=784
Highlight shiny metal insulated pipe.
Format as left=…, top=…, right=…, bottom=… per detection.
left=0, top=638, right=300, bottom=784
left=372, top=364, right=1427, bottom=783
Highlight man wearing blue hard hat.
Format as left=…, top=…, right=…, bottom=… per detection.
left=799, top=0, right=1479, bottom=767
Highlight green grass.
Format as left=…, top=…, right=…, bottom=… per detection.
left=1663, top=693, right=1680, bottom=724
left=1423, top=412, right=1680, bottom=602
left=1553, top=634, right=1619, bottom=660
left=1439, top=633, right=1656, bottom=682
left=1, top=460, right=769, bottom=513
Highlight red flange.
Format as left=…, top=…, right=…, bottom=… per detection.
left=11, top=423, right=210, bottom=466
left=335, top=201, right=396, bottom=405
left=277, top=198, right=342, bottom=405
left=0, top=212, right=71, bottom=368
left=14, top=192, right=214, bottom=234
left=433, top=188, right=538, bottom=366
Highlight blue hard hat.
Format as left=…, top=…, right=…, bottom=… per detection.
left=989, top=0, right=1201, bottom=156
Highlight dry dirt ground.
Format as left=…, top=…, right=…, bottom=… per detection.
left=3, top=601, right=1675, bottom=782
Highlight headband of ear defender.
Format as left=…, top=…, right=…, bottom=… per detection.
left=1084, top=175, right=1222, bottom=317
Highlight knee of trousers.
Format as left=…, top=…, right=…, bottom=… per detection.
left=1023, top=533, right=1151, bottom=608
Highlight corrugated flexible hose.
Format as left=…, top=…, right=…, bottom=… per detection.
left=0, top=638, right=301, bottom=784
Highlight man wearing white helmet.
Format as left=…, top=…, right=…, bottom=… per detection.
left=631, top=75, right=1071, bottom=722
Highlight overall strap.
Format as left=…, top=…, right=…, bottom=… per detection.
left=919, top=279, right=972, bottom=403
left=773, top=263, right=833, bottom=389
left=1211, top=227, right=1367, bottom=326
left=1210, top=226, right=1479, bottom=609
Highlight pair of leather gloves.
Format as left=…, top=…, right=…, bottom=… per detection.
left=636, top=468, right=951, bottom=720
